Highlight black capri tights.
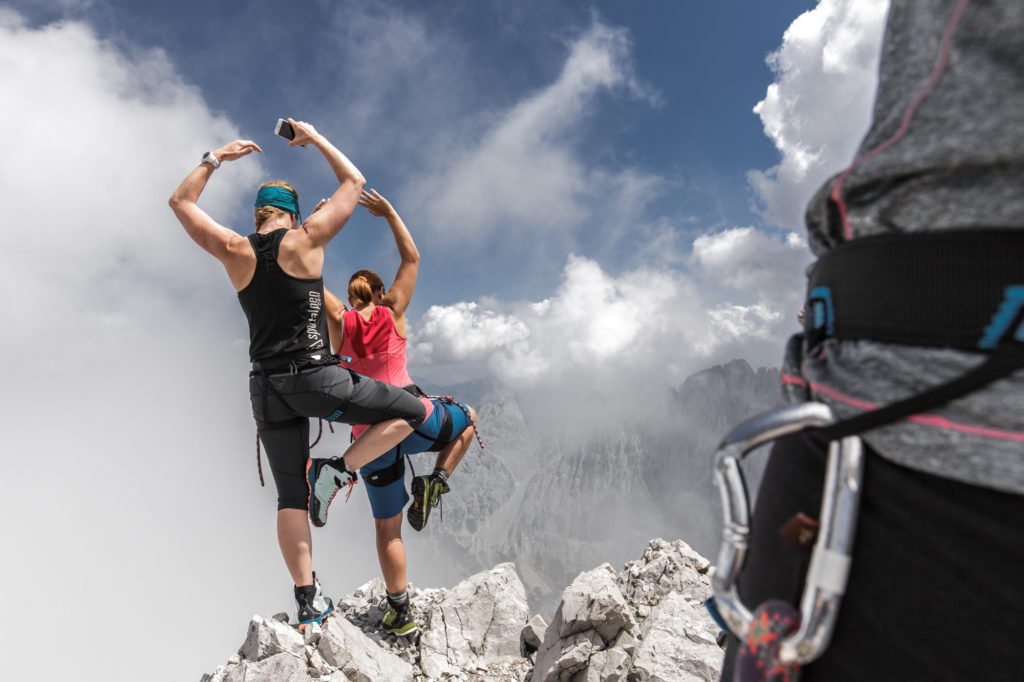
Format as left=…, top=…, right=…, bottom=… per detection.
left=249, top=364, right=426, bottom=510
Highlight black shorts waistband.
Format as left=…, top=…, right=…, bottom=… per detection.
left=251, top=354, right=337, bottom=376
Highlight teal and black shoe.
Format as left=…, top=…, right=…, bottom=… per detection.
left=408, top=474, right=450, bottom=532
left=294, top=574, right=334, bottom=631
left=307, top=457, right=356, bottom=528
left=381, top=600, right=418, bottom=636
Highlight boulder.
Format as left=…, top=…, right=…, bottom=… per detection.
left=418, top=562, right=530, bottom=679
left=319, top=614, right=414, bottom=682
left=628, top=591, right=722, bottom=681
left=532, top=564, right=637, bottom=682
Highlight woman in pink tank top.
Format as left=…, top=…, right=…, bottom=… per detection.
left=322, top=190, right=478, bottom=636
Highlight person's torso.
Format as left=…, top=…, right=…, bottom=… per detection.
left=339, top=305, right=415, bottom=386
left=237, top=229, right=330, bottom=365
left=339, top=305, right=431, bottom=437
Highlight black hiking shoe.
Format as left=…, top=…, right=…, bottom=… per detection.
left=307, top=457, right=356, bottom=528
left=380, top=599, right=417, bottom=636
left=294, top=574, right=334, bottom=631
left=407, top=474, right=449, bottom=532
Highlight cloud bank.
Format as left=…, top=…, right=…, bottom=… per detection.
left=0, top=12, right=386, bottom=680
left=748, top=0, right=889, bottom=230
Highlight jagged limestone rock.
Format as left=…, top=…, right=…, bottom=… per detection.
left=628, top=591, right=722, bottom=682
left=319, top=614, right=414, bottom=682
left=533, top=564, right=637, bottom=682
left=238, top=615, right=306, bottom=662
left=521, top=614, right=548, bottom=656
left=203, top=651, right=309, bottom=682
left=418, top=562, right=530, bottom=679
left=618, top=538, right=713, bottom=619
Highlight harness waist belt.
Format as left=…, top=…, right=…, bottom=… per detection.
left=806, top=230, right=1024, bottom=351
left=251, top=353, right=336, bottom=375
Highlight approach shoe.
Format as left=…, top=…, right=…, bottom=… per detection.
left=381, top=600, right=418, bottom=636
left=408, top=474, right=449, bottom=532
left=307, top=457, right=356, bottom=528
left=294, top=574, right=334, bottom=631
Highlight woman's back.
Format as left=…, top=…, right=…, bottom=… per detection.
left=339, top=305, right=415, bottom=388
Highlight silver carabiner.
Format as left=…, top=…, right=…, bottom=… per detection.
left=708, top=402, right=864, bottom=665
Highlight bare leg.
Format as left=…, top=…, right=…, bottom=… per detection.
left=278, top=508, right=314, bottom=586
left=374, top=512, right=407, bottom=594
left=434, top=406, right=477, bottom=475
left=343, top=418, right=414, bottom=470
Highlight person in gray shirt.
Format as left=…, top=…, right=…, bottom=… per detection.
left=721, top=1, right=1024, bottom=680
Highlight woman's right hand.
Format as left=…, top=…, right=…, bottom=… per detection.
left=358, top=189, right=395, bottom=218
left=288, top=119, right=321, bottom=148
left=214, top=140, right=262, bottom=162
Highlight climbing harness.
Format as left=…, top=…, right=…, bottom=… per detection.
left=250, top=354, right=337, bottom=487
left=707, top=230, right=1024, bottom=676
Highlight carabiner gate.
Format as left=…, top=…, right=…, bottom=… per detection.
left=707, top=402, right=864, bottom=665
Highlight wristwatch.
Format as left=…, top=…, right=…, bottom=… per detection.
left=200, top=151, right=221, bottom=168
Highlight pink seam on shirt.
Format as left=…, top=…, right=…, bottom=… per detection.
left=809, top=380, right=1024, bottom=443
left=830, top=0, right=971, bottom=240
left=781, top=372, right=808, bottom=388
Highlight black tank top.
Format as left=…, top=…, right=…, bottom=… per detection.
left=237, top=229, right=331, bottom=367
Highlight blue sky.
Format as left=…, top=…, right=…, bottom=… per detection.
left=0, top=1, right=890, bottom=679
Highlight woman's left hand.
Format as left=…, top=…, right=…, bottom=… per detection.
left=357, top=189, right=395, bottom=218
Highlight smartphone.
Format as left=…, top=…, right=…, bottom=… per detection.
left=274, top=118, right=295, bottom=141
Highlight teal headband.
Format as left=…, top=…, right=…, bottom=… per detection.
left=255, top=185, right=302, bottom=222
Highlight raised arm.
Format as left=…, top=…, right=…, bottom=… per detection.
left=288, top=119, right=366, bottom=248
left=168, top=140, right=262, bottom=288
left=359, top=189, right=419, bottom=322
left=323, top=286, right=347, bottom=354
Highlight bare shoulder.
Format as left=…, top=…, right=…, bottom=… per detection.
left=277, top=228, right=324, bottom=279
left=223, top=232, right=257, bottom=291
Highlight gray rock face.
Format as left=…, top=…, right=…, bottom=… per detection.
left=533, top=564, right=638, bottom=682
left=629, top=592, right=722, bottom=682
left=521, top=614, right=548, bottom=656
left=618, top=538, right=713, bottom=620
left=204, top=563, right=532, bottom=682
left=319, top=615, right=414, bottom=681
left=202, top=540, right=723, bottom=682
left=418, top=562, right=530, bottom=679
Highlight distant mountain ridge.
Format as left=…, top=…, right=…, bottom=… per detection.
left=412, top=359, right=782, bottom=612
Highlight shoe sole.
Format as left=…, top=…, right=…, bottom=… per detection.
left=307, top=460, right=343, bottom=529
left=385, top=622, right=418, bottom=636
left=408, top=476, right=429, bottom=532
left=306, top=459, right=324, bottom=528
left=297, top=604, right=334, bottom=631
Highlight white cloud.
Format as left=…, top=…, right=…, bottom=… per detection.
left=692, top=226, right=810, bottom=293
left=0, top=13, right=387, bottom=680
left=409, top=252, right=794, bottom=394
left=749, top=0, right=889, bottom=230
left=404, top=20, right=663, bottom=249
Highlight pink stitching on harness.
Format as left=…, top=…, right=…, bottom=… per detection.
left=809, top=379, right=1024, bottom=443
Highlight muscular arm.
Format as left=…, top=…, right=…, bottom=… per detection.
left=168, top=140, right=262, bottom=289
left=359, top=190, right=419, bottom=324
left=288, top=120, right=366, bottom=248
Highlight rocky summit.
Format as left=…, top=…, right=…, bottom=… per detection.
left=201, top=538, right=723, bottom=682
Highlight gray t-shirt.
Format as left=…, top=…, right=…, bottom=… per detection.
left=784, top=0, right=1024, bottom=494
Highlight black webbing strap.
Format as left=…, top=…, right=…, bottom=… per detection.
left=810, top=344, right=1024, bottom=444
left=363, top=445, right=405, bottom=487
left=806, top=230, right=1024, bottom=351
left=804, top=229, right=1024, bottom=443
